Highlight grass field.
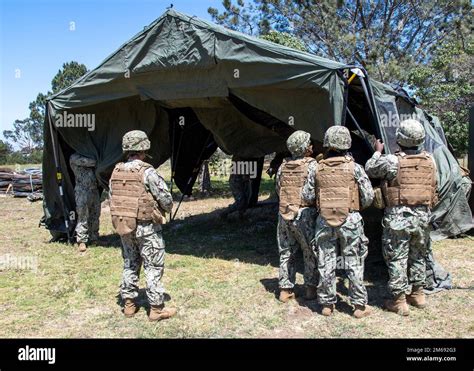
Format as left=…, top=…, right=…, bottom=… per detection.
left=0, top=179, right=473, bottom=338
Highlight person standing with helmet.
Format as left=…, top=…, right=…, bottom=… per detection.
left=365, top=119, right=438, bottom=316
left=276, top=130, right=319, bottom=302
left=109, top=130, right=176, bottom=321
left=314, top=126, right=374, bottom=318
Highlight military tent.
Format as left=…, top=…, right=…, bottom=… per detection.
left=42, top=9, right=472, bottom=243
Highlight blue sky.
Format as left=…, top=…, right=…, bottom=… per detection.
left=0, top=0, right=222, bottom=139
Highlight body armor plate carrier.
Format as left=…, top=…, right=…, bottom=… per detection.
left=279, top=157, right=315, bottom=221
left=316, top=156, right=360, bottom=227
left=110, top=162, right=162, bottom=235
left=382, top=152, right=437, bottom=208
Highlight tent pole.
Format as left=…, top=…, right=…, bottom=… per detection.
left=47, top=105, right=73, bottom=244
left=357, top=72, right=383, bottom=141
left=170, top=121, right=184, bottom=194
left=346, top=107, right=374, bottom=153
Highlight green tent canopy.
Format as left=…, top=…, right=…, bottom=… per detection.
left=43, top=9, right=472, bottom=242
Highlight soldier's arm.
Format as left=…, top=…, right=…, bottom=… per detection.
left=364, top=152, right=398, bottom=180
left=354, top=163, right=374, bottom=210
left=275, top=164, right=283, bottom=197
left=301, top=160, right=317, bottom=205
left=144, top=168, right=173, bottom=213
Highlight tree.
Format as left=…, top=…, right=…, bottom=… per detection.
left=209, top=0, right=472, bottom=83
left=51, top=61, right=88, bottom=94
left=261, top=30, right=307, bottom=51
left=3, top=119, right=42, bottom=153
left=3, top=61, right=88, bottom=154
left=408, top=39, right=473, bottom=156
left=0, top=140, right=13, bottom=165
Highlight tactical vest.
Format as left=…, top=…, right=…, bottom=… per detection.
left=279, top=157, right=315, bottom=221
left=382, top=151, right=437, bottom=208
left=316, top=156, right=360, bottom=227
left=109, top=162, right=158, bottom=235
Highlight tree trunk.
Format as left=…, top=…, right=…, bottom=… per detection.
left=198, top=160, right=211, bottom=193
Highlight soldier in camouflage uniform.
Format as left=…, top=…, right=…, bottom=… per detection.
left=365, top=119, right=438, bottom=316
left=314, top=126, right=374, bottom=318
left=109, top=130, right=176, bottom=321
left=275, top=131, right=318, bottom=302
left=69, top=153, right=101, bottom=252
left=222, top=156, right=252, bottom=220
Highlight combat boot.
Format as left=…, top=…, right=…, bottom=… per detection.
left=407, top=285, right=426, bottom=309
left=279, top=289, right=295, bottom=303
left=305, top=285, right=318, bottom=300
left=149, top=305, right=177, bottom=322
left=321, top=304, right=334, bottom=316
left=78, top=242, right=87, bottom=252
left=123, top=298, right=136, bottom=318
left=385, top=293, right=409, bottom=316
left=353, top=304, right=372, bottom=319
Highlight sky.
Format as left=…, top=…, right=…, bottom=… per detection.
left=0, top=0, right=222, bottom=139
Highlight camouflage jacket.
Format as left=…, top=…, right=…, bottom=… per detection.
left=69, top=153, right=97, bottom=189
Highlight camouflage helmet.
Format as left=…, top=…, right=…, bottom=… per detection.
left=122, top=130, right=150, bottom=152
left=396, top=119, right=425, bottom=147
left=323, top=126, right=351, bottom=150
left=286, top=130, right=311, bottom=157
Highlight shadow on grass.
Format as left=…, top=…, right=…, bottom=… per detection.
left=100, top=201, right=388, bottom=292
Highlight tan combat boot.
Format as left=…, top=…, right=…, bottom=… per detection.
left=123, top=298, right=136, bottom=318
left=279, top=289, right=295, bottom=303
left=305, top=285, right=318, bottom=301
left=385, top=293, right=409, bottom=316
left=78, top=242, right=87, bottom=252
left=321, top=304, right=335, bottom=317
left=407, top=285, right=426, bottom=309
left=353, top=304, right=372, bottom=319
left=149, top=305, right=177, bottom=322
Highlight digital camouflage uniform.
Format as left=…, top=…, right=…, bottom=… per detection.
left=276, top=131, right=318, bottom=291
left=314, top=126, right=374, bottom=308
left=314, top=161, right=374, bottom=306
left=225, top=156, right=252, bottom=217
left=110, top=159, right=173, bottom=306
left=365, top=151, right=435, bottom=297
left=276, top=160, right=318, bottom=290
left=69, top=153, right=100, bottom=244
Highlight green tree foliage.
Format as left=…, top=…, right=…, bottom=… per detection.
left=209, top=0, right=471, bottom=83
left=260, top=30, right=307, bottom=51
left=51, top=61, right=88, bottom=94
left=3, top=61, right=88, bottom=160
left=409, top=39, right=473, bottom=156
left=0, top=140, right=13, bottom=165
left=3, top=119, right=43, bottom=153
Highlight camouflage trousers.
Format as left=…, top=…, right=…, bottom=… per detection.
left=314, top=212, right=369, bottom=306
left=120, top=222, right=166, bottom=306
left=74, top=185, right=100, bottom=243
left=382, top=206, right=431, bottom=297
left=227, top=174, right=251, bottom=214
left=277, top=208, right=318, bottom=289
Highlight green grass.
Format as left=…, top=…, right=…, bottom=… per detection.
left=0, top=194, right=473, bottom=338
